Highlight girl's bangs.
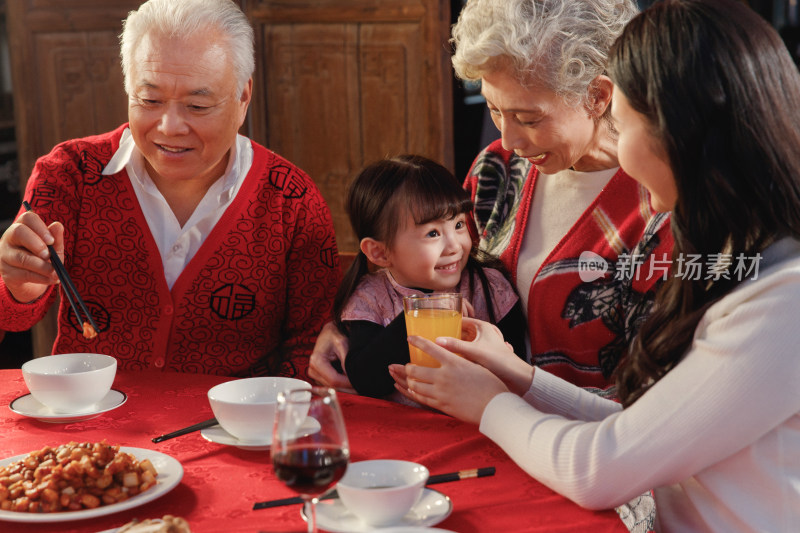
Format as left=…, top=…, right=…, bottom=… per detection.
left=402, top=172, right=472, bottom=225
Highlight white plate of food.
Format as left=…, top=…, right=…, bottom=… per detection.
left=0, top=445, right=183, bottom=523
left=97, top=515, right=192, bottom=533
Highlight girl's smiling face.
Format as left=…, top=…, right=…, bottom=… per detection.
left=611, top=86, right=677, bottom=212
left=384, top=211, right=473, bottom=291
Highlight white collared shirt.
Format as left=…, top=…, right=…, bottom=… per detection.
left=102, top=128, right=254, bottom=289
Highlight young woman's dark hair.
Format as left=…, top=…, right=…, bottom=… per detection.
left=333, top=155, right=505, bottom=331
left=608, top=0, right=800, bottom=406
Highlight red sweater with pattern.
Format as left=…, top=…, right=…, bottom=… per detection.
left=0, top=124, right=340, bottom=379
left=465, top=140, right=674, bottom=396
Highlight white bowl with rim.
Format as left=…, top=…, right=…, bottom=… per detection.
left=336, top=459, right=429, bottom=526
left=207, top=377, right=311, bottom=443
left=21, top=353, right=117, bottom=413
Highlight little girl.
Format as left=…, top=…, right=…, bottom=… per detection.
left=334, top=154, right=526, bottom=401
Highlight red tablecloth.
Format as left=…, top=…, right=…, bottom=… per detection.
left=0, top=369, right=627, bottom=532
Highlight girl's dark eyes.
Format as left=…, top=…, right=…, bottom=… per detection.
left=455, top=220, right=465, bottom=229
left=426, top=230, right=440, bottom=238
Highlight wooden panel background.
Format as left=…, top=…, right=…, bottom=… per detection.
left=7, top=1, right=137, bottom=184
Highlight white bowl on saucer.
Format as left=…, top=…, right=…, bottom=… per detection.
left=207, top=377, right=311, bottom=443
left=21, top=353, right=116, bottom=413
left=336, top=460, right=429, bottom=527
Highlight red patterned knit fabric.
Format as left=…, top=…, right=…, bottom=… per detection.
left=0, top=124, right=339, bottom=379
left=465, top=140, right=674, bottom=397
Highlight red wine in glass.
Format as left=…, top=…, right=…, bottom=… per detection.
left=272, top=444, right=349, bottom=496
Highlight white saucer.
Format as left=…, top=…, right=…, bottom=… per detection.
left=201, top=425, right=271, bottom=451
left=304, top=488, right=452, bottom=532
left=8, top=389, right=127, bottom=423
left=201, top=417, right=321, bottom=451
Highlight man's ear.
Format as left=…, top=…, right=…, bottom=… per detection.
left=587, top=74, right=614, bottom=118
left=360, top=238, right=391, bottom=268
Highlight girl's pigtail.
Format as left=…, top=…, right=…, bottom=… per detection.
left=467, top=254, right=498, bottom=324
left=333, top=251, right=371, bottom=333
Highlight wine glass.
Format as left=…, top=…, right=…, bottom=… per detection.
left=272, top=387, right=350, bottom=533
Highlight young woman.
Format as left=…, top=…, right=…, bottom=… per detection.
left=396, top=1, right=800, bottom=531
left=335, top=155, right=525, bottom=402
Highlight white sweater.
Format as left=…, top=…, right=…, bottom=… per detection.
left=480, top=238, right=800, bottom=532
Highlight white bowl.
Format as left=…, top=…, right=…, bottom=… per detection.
left=207, top=377, right=311, bottom=443
left=336, top=460, right=429, bottom=526
left=21, top=353, right=117, bottom=413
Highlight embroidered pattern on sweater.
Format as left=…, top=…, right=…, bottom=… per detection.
left=554, top=212, right=668, bottom=380
left=471, top=149, right=531, bottom=257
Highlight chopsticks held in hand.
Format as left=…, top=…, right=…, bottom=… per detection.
left=152, top=418, right=219, bottom=443
left=22, top=201, right=99, bottom=340
left=253, top=466, right=496, bottom=510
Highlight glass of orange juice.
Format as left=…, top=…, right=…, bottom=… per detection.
left=402, top=293, right=463, bottom=368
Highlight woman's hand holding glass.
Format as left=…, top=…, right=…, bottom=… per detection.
left=391, top=317, right=535, bottom=424
left=446, top=318, right=535, bottom=394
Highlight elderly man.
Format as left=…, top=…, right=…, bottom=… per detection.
left=0, top=0, right=339, bottom=379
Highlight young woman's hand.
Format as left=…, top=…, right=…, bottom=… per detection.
left=441, top=317, right=534, bottom=395
left=395, top=335, right=510, bottom=425
left=308, top=321, right=357, bottom=393
left=461, top=299, right=475, bottom=320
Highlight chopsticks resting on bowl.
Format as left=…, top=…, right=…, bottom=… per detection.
left=152, top=417, right=219, bottom=443
left=253, top=466, right=495, bottom=510
left=21, top=201, right=99, bottom=340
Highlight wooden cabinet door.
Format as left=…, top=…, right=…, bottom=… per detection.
left=245, top=0, right=454, bottom=253
left=7, top=1, right=136, bottom=185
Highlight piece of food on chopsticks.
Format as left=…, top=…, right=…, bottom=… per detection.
left=82, top=321, right=98, bottom=340
left=0, top=440, right=157, bottom=513
left=117, top=515, right=192, bottom=533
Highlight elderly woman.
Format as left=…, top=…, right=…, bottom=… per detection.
left=0, top=0, right=339, bottom=378
left=311, top=0, right=672, bottom=399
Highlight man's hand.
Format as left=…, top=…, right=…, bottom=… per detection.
left=0, top=211, right=63, bottom=303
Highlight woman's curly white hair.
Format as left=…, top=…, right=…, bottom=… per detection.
left=451, top=0, right=637, bottom=107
